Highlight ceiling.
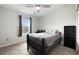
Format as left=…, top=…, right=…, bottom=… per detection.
left=0, top=4, right=62, bottom=17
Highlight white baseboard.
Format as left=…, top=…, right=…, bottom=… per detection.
left=0, top=40, right=26, bottom=48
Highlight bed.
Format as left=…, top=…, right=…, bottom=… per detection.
left=27, top=32, right=62, bottom=55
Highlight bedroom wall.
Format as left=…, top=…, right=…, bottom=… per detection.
left=38, top=4, right=77, bottom=34
left=76, top=6, right=79, bottom=54
left=0, top=6, right=38, bottom=48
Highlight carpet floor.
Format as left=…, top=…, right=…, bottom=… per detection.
left=0, top=42, right=76, bottom=55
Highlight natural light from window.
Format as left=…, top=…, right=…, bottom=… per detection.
left=22, top=16, right=30, bottom=33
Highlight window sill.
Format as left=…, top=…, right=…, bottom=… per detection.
left=22, top=33, right=30, bottom=35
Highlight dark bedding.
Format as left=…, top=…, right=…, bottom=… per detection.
left=29, top=33, right=61, bottom=47
left=27, top=33, right=62, bottom=55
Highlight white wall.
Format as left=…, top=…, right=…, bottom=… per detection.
left=0, top=6, right=38, bottom=48
left=76, top=6, right=79, bottom=54
left=32, top=17, right=39, bottom=33
left=38, top=4, right=77, bottom=34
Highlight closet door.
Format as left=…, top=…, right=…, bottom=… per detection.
left=64, top=26, right=76, bottom=49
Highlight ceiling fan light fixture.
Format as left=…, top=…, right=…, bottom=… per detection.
left=36, top=6, right=40, bottom=11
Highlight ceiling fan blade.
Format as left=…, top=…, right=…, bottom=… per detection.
left=25, top=4, right=50, bottom=8
left=40, top=4, right=50, bottom=8
left=25, top=4, right=36, bottom=7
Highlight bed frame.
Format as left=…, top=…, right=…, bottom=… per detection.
left=27, top=34, right=62, bottom=55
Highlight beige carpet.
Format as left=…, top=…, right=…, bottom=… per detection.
left=0, top=42, right=76, bottom=55
left=50, top=45, right=76, bottom=55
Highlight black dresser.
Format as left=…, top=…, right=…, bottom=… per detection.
left=64, top=26, right=76, bottom=49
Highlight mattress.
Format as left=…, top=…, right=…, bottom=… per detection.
left=29, top=33, right=61, bottom=46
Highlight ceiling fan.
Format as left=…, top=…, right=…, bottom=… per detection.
left=25, top=4, right=51, bottom=14
left=25, top=4, right=50, bottom=8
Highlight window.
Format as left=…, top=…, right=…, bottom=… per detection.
left=18, top=15, right=31, bottom=37
left=22, top=16, right=30, bottom=33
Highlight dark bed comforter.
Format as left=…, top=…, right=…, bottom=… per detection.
left=27, top=33, right=62, bottom=55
